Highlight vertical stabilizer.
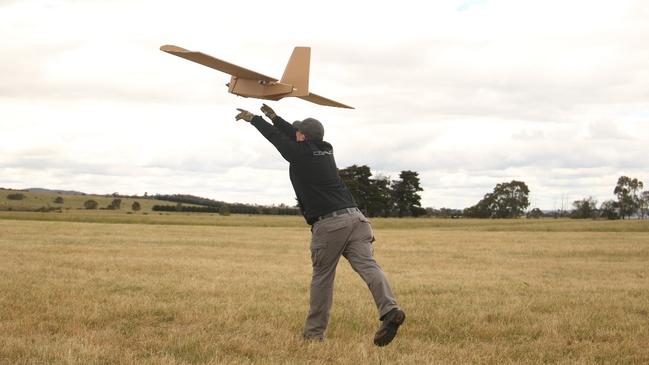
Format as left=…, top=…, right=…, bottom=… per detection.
left=280, top=47, right=310, bottom=96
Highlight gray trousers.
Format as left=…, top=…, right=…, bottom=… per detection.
left=303, top=210, right=399, bottom=339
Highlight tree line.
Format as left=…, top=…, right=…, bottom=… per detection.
left=82, top=198, right=141, bottom=211
left=338, top=165, right=425, bottom=217
left=570, top=176, right=647, bottom=219
left=151, top=203, right=299, bottom=216
left=461, top=175, right=648, bottom=219
left=151, top=167, right=429, bottom=219
left=7, top=173, right=646, bottom=219
left=152, top=194, right=300, bottom=216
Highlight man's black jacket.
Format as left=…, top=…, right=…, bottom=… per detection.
left=250, top=115, right=356, bottom=225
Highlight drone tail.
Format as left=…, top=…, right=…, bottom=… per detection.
left=280, top=47, right=310, bottom=97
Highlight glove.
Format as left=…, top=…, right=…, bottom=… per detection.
left=260, top=103, right=277, bottom=120
left=235, top=108, right=255, bottom=122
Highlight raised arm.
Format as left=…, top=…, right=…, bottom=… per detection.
left=261, top=103, right=296, bottom=140
left=235, top=108, right=300, bottom=162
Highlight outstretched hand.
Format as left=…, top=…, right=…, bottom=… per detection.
left=260, top=103, right=277, bottom=120
left=235, top=108, right=254, bottom=122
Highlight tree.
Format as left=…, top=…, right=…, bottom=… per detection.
left=490, top=180, right=530, bottom=218
left=337, top=166, right=426, bottom=218
left=463, top=193, right=494, bottom=218
left=571, top=197, right=598, bottom=219
left=527, top=208, right=543, bottom=219
left=614, top=176, right=644, bottom=219
left=108, top=198, right=122, bottom=210
left=367, top=175, right=393, bottom=218
left=84, top=200, right=98, bottom=209
left=338, top=165, right=373, bottom=214
left=131, top=201, right=141, bottom=211
left=599, top=200, right=619, bottom=220
left=639, top=191, right=649, bottom=219
left=7, top=193, right=26, bottom=200
left=464, top=180, right=530, bottom=218
left=54, top=196, right=64, bottom=204
left=391, top=170, right=424, bottom=217
left=410, top=206, right=427, bottom=217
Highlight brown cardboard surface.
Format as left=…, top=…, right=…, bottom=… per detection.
left=160, top=45, right=353, bottom=109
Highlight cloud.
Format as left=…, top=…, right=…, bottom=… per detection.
left=587, top=121, right=633, bottom=140
left=457, top=0, right=488, bottom=12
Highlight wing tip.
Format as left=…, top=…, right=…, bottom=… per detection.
left=160, top=44, right=188, bottom=53
left=299, top=93, right=354, bottom=109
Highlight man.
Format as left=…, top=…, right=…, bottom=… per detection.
left=235, top=104, right=405, bottom=347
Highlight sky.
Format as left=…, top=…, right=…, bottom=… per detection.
left=1, top=0, right=648, bottom=210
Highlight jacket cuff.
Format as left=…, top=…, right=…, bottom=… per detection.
left=250, top=115, right=265, bottom=125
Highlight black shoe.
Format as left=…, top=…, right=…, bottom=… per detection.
left=373, top=308, right=405, bottom=347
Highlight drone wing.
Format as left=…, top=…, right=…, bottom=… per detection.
left=160, top=45, right=277, bottom=82
left=299, top=92, right=354, bottom=109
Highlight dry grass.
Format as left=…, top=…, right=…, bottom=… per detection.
left=2, top=210, right=648, bottom=232
left=1, top=214, right=648, bottom=364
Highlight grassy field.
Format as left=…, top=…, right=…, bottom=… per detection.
left=1, top=212, right=648, bottom=364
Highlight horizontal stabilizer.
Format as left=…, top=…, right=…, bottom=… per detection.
left=160, top=45, right=277, bottom=82
left=298, top=93, right=354, bottom=109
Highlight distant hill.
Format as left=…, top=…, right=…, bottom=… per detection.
left=25, top=188, right=87, bottom=195
left=1, top=188, right=170, bottom=212
left=1, top=187, right=300, bottom=216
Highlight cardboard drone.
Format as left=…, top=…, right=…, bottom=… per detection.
left=160, top=45, right=353, bottom=109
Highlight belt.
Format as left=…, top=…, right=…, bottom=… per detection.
left=316, top=207, right=360, bottom=222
